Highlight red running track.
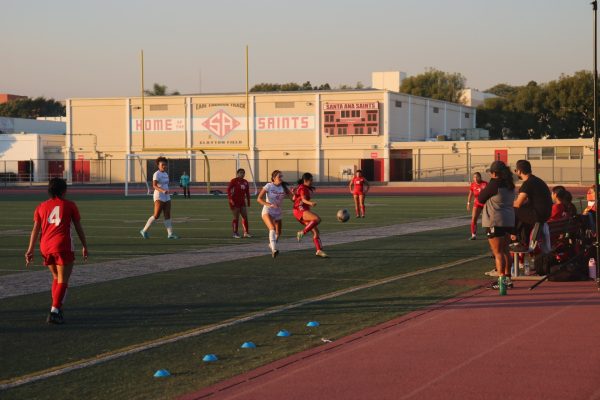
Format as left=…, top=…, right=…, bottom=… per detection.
left=181, top=281, right=600, bottom=400
left=0, top=185, right=589, bottom=197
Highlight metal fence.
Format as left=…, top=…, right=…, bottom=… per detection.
left=412, top=153, right=595, bottom=184
left=0, top=154, right=596, bottom=186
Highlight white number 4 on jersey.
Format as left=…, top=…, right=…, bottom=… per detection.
left=47, top=206, right=61, bottom=226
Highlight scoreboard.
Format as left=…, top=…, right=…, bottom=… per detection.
left=322, top=102, right=380, bottom=136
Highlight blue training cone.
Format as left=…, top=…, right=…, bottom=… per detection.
left=202, top=354, right=218, bottom=362
left=306, top=321, right=320, bottom=327
left=241, top=341, right=257, bottom=349
left=277, top=329, right=291, bottom=337
left=153, top=369, right=171, bottom=378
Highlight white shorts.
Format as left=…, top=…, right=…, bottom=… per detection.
left=153, top=191, right=171, bottom=203
left=262, top=206, right=282, bottom=221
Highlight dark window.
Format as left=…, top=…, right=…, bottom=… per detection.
left=465, top=112, right=470, bottom=118
left=395, top=101, right=402, bottom=108
left=433, top=107, right=439, bottom=114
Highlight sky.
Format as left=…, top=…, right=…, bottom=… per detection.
left=0, top=0, right=594, bottom=100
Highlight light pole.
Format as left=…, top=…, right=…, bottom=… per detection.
left=593, top=1, right=600, bottom=289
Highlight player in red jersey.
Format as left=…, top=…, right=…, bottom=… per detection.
left=294, top=172, right=328, bottom=257
left=227, top=168, right=252, bottom=238
left=25, top=178, right=88, bottom=325
left=467, top=172, right=488, bottom=240
left=348, top=170, right=370, bottom=218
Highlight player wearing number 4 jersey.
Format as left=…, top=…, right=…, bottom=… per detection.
left=25, top=178, right=88, bottom=325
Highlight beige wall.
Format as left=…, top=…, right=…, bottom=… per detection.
left=67, top=90, right=481, bottom=184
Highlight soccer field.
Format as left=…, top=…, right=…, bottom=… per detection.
left=0, top=193, right=493, bottom=400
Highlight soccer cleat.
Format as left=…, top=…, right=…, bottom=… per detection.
left=469, top=234, right=476, bottom=240
left=316, top=250, right=329, bottom=258
left=140, top=230, right=150, bottom=239
left=361, top=215, right=365, bottom=218
left=484, top=269, right=500, bottom=277
left=167, top=234, right=179, bottom=240
left=272, top=249, right=279, bottom=259
left=488, top=277, right=512, bottom=291
left=243, top=232, right=252, bottom=238
left=233, top=233, right=241, bottom=239
left=47, top=310, right=64, bottom=325
left=296, top=231, right=304, bottom=242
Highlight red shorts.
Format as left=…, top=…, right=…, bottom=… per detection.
left=353, top=191, right=364, bottom=196
left=474, top=202, right=484, bottom=209
left=230, top=202, right=246, bottom=210
left=42, top=251, right=75, bottom=266
left=293, top=209, right=306, bottom=223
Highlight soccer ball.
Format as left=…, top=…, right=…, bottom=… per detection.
left=337, top=209, right=350, bottom=223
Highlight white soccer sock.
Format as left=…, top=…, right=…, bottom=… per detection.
left=164, top=219, right=173, bottom=235
left=143, top=216, right=155, bottom=232
left=269, top=229, right=277, bottom=251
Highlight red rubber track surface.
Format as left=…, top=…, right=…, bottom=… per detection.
left=181, top=281, right=600, bottom=400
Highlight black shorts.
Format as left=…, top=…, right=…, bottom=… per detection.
left=486, top=226, right=513, bottom=238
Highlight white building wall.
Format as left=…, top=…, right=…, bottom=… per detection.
left=0, top=117, right=65, bottom=134
left=0, top=133, right=65, bottom=181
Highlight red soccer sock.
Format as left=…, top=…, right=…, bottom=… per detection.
left=52, top=283, right=68, bottom=309
left=313, top=237, right=322, bottom=251
left=51, top=279, right=58, bottom=300
left=470, top=221, right=476, bottom=235
left=232, top=218, right=239, bottom=234
left=303, top=220, right=319, bottom=234
left=355, top=206, right=360, bottom=216
left=361, top=205, right=365, bottom=216
left=241, top=217, right=249, bottom=233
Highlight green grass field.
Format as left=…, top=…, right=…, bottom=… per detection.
left=0, top=193, right=493, bottom=399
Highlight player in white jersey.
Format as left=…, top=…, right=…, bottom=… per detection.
left=257, top=170, right=292, bottom=258
left=140, top=156, right=179, bottom=239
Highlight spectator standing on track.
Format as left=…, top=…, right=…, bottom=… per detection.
left=478, top=160, right=515, bottom=294
left=467, top=172, right=488, bottom=240
left=513, top=160, right=552, bottom=247
left=180, top=171, right=191, bottom=199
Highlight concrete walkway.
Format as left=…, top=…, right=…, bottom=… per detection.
left=0, top=216, right=469, bottom=299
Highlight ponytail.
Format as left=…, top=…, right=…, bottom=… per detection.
left=297, top=172, right=315, bottom=192
left=499, top=165, right=515, bottom=190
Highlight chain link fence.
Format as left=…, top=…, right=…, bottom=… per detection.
left=0, top=154, right=595, bottom=186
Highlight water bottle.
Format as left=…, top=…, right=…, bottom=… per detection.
left=498, top=276, right=507, bottom=296
left=589, top=258, right=597, bottom=280
left=524, top=260, right=530, bottom=276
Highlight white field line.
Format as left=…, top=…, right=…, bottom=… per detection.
left=0, top=254, right=488, bottom=391
left=0, top=216, right=470, bottom=299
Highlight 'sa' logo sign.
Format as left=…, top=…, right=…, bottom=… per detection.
left=202, top=110, right=240, bottom=138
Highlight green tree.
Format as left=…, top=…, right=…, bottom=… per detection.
left=144, top=83, right=180, bottom=96
left=0, top=97, right=65, bottom=118
left=477, top=71, right=593, bottom=139
left=399, top=68, right=466, bottom=103
left=250, top=82, right=332, bottom=92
